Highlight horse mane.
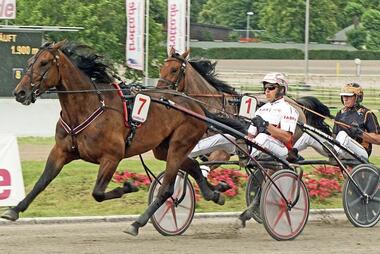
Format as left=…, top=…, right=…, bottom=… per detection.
left=56, top=41, right=114, bottom=84
left=188, top=59, right=238, bottom=95
left=296, top=96, right=333, bottom=135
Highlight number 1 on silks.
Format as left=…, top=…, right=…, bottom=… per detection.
left=131, top=94, right=151, bottom=123
left=239, top=95, right=257, bottom=119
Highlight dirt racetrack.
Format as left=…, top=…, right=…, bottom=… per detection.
left=1, top=217, right=380, bottom=254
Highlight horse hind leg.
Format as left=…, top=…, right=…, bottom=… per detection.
left=181, top=158, right=225, bottom=205
left=92, top=158, right=138, bottom=202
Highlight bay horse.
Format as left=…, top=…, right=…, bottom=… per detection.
left=157, top=49, right=332, bottom=164
left=1, top=41, right=226, bottom=236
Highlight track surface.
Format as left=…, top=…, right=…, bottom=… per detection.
left=1, top=218, right=380, bottom=254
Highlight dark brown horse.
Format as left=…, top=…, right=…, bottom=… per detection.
left=1, top=41, right=225, bottom=236
left=157, top=49, right=332, bottom=163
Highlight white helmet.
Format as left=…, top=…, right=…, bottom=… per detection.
left=262, top=72, right=289, bottom=94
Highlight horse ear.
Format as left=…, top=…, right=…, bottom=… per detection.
left=53, top=40, right=67, bottom=49
left=168, top=47, right=176, bottom=57
left=182, top=49, right=190, bottom=59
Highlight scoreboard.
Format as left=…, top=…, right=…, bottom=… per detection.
left=0, top=31, right=42, bottom=96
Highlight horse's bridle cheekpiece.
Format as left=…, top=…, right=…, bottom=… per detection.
left=158, top=54, right=187, bottom=89
left=26, top=46, right=60, bottom=102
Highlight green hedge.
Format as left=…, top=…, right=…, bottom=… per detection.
left=190, top=47, right=380, bottom=60
left=191, top=47, right=304, bottom=59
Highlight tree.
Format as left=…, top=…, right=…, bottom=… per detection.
left=191, top=0, right=208, bottom=23
left=198, top=0, right=255, bottom=29
left=258, top=0, right=338, bottom=43
left=346, top=28, right=367, bottom=49
left=362, top=9, right=380, bottom=50
left=343, top=2, right=366, bottom=27
left=11, top=0, right=165, bottom=78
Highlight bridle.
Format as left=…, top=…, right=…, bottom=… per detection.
left=24, top=46, right=60, bottom=102
left=158, top=54, right=187, bottom=90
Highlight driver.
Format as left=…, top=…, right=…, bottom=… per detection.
left=289, top=83, right=380, bottom=162
left=236, top=72, right=299, bottom=228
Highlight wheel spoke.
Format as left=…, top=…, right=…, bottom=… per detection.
left=170, top=202, right=179, bottom=230
left=284, top=208, right=294, bottom=233
left=177, top=203, right=191, bottom=210
left=362, top=173, right=373, bottom=194
left=347, top=195, right=362, bottom=207
left=157, top=201, right=173, bottom=223
left=272, top=207, right=286, bottom=228
left=365, top=202, right=369, bottom=223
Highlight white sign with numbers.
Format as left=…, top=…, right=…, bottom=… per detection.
left=132, top=94, right=151, bottom=123
left=0, top=134, right=25, bottom=207
left=239, top=95, right=257, bottom=119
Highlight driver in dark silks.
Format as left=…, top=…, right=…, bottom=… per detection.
left=289, top=83, right=380, bottom=162
left=235, top=72, right=299, bottom=228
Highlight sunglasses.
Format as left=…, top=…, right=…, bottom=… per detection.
left=264, top=86, right=277, bottom=91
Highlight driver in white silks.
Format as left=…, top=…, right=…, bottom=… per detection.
left=189, top=72, right=298, bottom=176
left=233, top=72, right=299, bottom=228
left=288, top=83, right=380, bottom=163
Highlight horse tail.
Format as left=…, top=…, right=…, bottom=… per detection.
left=296, top=96, right=333, bottom=135
left=203, top=110, right=249, bottom=135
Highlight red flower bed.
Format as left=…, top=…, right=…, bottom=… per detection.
left=113, top=165, right=344, bottom=202
left=208, top=168, right=247, bottom=197
left=303, top=166, right=343, bottom=201
left=193, top=168, right=248, bottom=200
left=113, top=170, right=151, bottom=189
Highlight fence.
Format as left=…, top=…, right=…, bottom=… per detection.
left=218, top=72, right=380, bottom=115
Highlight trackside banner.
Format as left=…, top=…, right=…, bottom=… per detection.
left=126, top=0, right=145, bottom=71
left=0, top=134, right=25, bottom=206
left=167, top=0, right=187, bottom=54
left=0, top=0, right=16, bottom=19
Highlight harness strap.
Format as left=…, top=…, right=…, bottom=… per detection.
left=112, top=82, right=129, bottom=127
left=59, top=105, right=105, bottom=136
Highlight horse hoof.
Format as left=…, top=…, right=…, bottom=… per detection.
left=123, top=182, right=139, bottom=193
left=215, top=181, right=232, bottom=193
left=233, top=218, right=246, bottom=229
left=123, top=224, right=139, bottom=236
left=1, top=209, right=19, bottom=221
left=217, top=194, right=225, bottom=205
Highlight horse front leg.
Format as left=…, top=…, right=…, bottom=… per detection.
left=1, top=145, right=71, bottom=221
left=124, top=169, right=177, bottom=236
left=91, top=158, right=138, bottom=202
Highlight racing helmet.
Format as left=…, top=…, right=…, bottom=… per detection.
left=340, top=83, right=363, bottom=104
left=262, top=72, right=289, bottom=94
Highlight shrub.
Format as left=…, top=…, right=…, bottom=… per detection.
left=304, top=166, right=343, bottom=201
left=113, top=170, right=151, bottom=190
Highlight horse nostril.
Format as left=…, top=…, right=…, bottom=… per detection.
left=14, top=90, right=26, bottom=100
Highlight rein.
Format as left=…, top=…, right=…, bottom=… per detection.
left=187, top=93, right=240, bottom=98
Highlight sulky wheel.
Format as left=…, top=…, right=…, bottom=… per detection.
left=245, top=169, right=264, bottom=224
left=148, top=170, right=196, bottom=236
left=260, top=170, right=309, bottom=241
left=342, top=163, right=380, bottom=228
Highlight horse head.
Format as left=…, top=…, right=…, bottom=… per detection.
left=156, top=47, right=189, bottom=91
left=13, top=40, right=66, bottom=105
